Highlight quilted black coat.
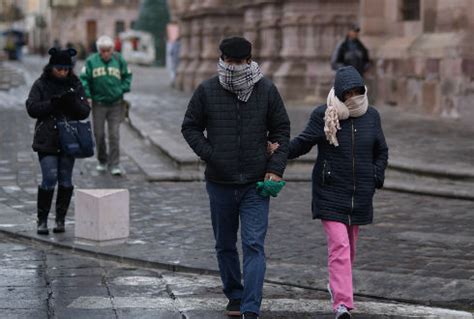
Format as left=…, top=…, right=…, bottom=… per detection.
left=26, top=69, right=90, bottom=154
left=289, top=105, right=388, bottom=225
left=182, top=76, right=290, bottom=184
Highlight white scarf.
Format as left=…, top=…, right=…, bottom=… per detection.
left=217, top=59, right=263, bottom=102
left=324, top=86, right=368, bottom=146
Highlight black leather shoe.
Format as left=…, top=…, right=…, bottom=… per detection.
left=53, top=220, right=65, bottom=233
left=37, top=221, right=49, bottom=235
left=225, top=299, right=241, bottom=317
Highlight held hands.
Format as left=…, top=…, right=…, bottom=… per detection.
left=267, top=141, right=280, bottom=155
left=257, top=174, right=286, bottom=197
left=265, top=141, right=282, bottom=181
left=265, top=172, right=282, bottom=182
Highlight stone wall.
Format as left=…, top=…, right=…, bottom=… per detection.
left=362, top=0, right=474, bottom=118
left=171, top=0, right=358, bottom=102
left=169, top=0, right=474, bottom=118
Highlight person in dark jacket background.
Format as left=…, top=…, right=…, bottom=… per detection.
left=26, top=47, right=90, bottom=235
left=331, top=24, right=370, bottom=77
left=288, top=66, right=388, bottom=319
left=182, top=37, right=290, bottom=319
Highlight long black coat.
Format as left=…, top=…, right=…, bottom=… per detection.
left=289, top=105, right=388, bottom=225
left=182, top=76, right=290, bottom=184
left=26, top=72, right=90, bottom=154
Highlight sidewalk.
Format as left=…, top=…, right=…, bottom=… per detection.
left=0, top=57, right=473, bottom=317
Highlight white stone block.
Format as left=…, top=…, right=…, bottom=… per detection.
left=75, top=189, right=129, bottom=245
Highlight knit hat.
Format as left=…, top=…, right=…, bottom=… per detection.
left=219, top=36, right=252, bottom=60
left=48, top=47, right=76, bottom=68
left=334, top=66, right=365, bottom=101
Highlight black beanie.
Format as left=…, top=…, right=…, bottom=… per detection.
left=48, top=47, right=77, bottom=67
left=219, top=36, right=252, bottom=60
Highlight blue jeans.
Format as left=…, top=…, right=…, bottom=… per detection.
left=206, top=181, right=270, bottom=315
left=38, top=153, right=75, bottom=190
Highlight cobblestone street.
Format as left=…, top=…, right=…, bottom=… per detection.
left=0, top=57, right=472, bottom=318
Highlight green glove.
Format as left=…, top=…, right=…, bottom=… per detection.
left=256, top=179, right=286, bottom=197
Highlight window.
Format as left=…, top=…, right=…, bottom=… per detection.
left=115, top=20, right=125, bottom=35
left=401, top=0, right=420, bottom=21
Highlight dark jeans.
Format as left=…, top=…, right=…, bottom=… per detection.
left=38, top=153, right=75, bottom=190
left=206, top=181, right=270, bottom=315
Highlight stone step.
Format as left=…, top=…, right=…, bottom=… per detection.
left=124, top=118, right=474, bottom=200
left=125, top=101, right=474, bottom=200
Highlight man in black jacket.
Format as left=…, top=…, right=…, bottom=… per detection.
left=331, top=24, right=370, bottom=77
left=182, top=37, right=290, bottom=319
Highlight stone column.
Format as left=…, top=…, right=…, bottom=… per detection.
left=273, top=0, right=358, bottom=102
left=257, top=1, right=283, bottom=79
left=193, top=2, right=243, bottom=87
left=174, top=1, right=243, bottom=92
left=182, top=16, right=203, bottom=92
left=169, top=0, right=193, bottom=90
left=175, top=17, right=191, bottom=90
left=238, top=0, right=264, bottom=59
left=433, top=0, right=474, bottom=117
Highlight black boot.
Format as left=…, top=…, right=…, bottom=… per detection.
left=53, top=186, right=74, bottom=233
left=37, top=187, right=55, bottom=235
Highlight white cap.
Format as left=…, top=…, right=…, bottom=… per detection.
left=96, top=35, right=114, bottom=49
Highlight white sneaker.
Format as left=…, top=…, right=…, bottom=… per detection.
left=96, top=163, right=107, bottom=172
left=335, top=304, right=351, bottom=319
left=110, top=166, right=123, bottom=176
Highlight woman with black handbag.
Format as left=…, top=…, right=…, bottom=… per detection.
left=26, top=47, right=90, bottom=235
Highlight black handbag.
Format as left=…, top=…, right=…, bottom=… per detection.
left=57, top=118, right=94, bottom=158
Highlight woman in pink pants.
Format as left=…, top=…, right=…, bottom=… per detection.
left=286, top=66, right=389, bottom=318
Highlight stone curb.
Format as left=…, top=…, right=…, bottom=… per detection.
left=382, top=180, right=474, bottom=201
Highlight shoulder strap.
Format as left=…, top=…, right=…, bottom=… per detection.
left=113, top=52, right=123, bottom=70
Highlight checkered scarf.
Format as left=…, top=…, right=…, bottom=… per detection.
left=218, top=59, right=263, bottom=102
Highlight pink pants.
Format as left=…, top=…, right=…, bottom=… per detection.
left=322, top=220, right=359, bottom=311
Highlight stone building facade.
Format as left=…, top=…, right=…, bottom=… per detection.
left=48, top=0, right=140, bottom=54
left=168, top=0, right=474, bottom=118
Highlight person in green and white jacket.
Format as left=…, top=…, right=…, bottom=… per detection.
left=80, top=35, right=132, bottom=176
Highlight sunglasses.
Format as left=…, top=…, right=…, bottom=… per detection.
left=100, top=48, right=112, bottom=53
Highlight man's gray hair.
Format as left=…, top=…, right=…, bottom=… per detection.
left=96, top=35, right=114, bottom=49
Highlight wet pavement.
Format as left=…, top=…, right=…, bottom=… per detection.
left=0, top=57, right=472, bottom=318
left=0, top=233, right=472, bottom=319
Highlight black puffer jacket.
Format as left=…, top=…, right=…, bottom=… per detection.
left=26, top=70, right=90, bottom=154
left=289, top=105, right=388, bottom=225
left=331, top=37, right=370, bottom=76
left=290, top=66, right=388, bottom=225
left=182, top=76, right=290, bottom=184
